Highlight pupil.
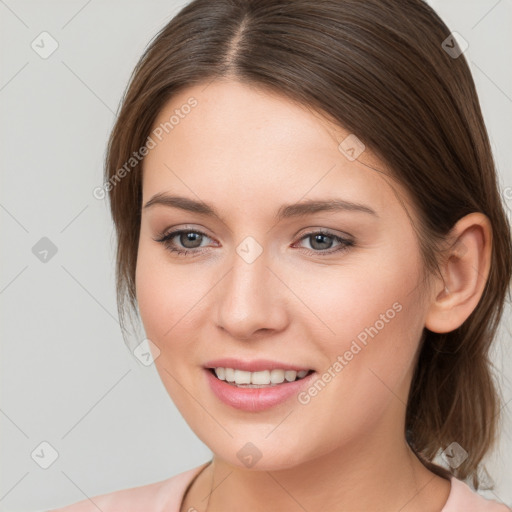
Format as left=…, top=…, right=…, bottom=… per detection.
left=311, top=234, right=332, bottom=250
left=181, top=232, right=202, bottom=248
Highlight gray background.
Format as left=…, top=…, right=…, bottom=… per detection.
left=0, top=1, right=511, bottom=510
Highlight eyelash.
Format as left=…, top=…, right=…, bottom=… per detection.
left=153, top=228, right=354, bottom=257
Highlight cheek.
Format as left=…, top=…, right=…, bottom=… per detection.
left=135, top=249, right=169, bottom=340
left=135, top=241, right=214, bottom=349
left=290, top=293, right=423, bottom=453
left=134, top=243, right=206, bottom=410
left=135, top=239, right=181, bottom=345
left=296, top=249, right=425, bottom=421
left=297, top=243, right=423, bottom=374
left=292, top=248, right=421, bottom=348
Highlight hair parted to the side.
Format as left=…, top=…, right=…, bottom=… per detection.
left=103, top=0, right=512, bottom=489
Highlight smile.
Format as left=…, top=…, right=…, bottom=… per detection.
left=204, top=365, right=317, bottom=412
left=210, top=367, right=313, bottom=387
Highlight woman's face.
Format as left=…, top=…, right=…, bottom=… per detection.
left=136, top=79, right=430, bottom=470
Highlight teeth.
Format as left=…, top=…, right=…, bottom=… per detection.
left=284, top=370, right=297, bottom=382
left=234, top=369, right=251, bottom=384
left=213, top=367, right=311, bottom=386
left=251, top=370, right=270, bottom=385
left=270, top=369, right=285, bottom=384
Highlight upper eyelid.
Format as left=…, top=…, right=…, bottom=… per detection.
left=155, top=228, right=354, bottom=260
left=158, top=227, right=215, bottom=242
left=158, top=227, right=352, bottom=245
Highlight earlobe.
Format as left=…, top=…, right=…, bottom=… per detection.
left=424, top=213, right=492, bottom=334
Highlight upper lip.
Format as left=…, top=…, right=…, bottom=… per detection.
left=204, top=358, right=313, bottom=372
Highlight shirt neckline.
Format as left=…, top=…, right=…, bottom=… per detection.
left=177, top=463, right=465, bottom=511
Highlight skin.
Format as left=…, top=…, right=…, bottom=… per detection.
left=135, top=79, right=492, bottom=512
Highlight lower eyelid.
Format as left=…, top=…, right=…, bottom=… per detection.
left=294, top=232, right=354, bottom=254
left=155, top=229, right=353, bottom=255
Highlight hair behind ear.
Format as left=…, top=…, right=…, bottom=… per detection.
left=407, top=316, right=502, bottom=488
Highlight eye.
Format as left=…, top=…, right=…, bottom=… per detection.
left=154, top=228, right=215, bottom=256
left=154, top=228, right=354, bottom=257
left=293, top=230, right=354, bottom=256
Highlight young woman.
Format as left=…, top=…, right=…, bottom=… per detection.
left=50, top=0, right=511, bottom=510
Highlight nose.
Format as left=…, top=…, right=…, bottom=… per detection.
left=214, top=247, right=289, bottom=340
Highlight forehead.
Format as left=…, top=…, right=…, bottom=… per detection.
left=141, top=79, right=411, bottom=222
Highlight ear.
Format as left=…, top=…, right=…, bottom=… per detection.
left=424, top=212, right=492, bottom=333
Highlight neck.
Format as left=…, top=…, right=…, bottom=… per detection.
left=183, top=431, right=451, bottom=512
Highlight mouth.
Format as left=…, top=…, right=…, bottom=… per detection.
left=203, top=358, right=318, bottom=411
left=207, top=367, right=315, bottom=388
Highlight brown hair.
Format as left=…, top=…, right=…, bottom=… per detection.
left=103, top=0, right=512, bottom=488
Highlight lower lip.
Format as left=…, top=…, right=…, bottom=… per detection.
left=204, top=368, right=316, bottom=412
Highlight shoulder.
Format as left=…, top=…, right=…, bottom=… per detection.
left=442, top=476, right=511, bottom=512
left=45, top=462, right=211, bottom=512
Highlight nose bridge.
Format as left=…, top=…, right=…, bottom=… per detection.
left=215, top=238, right=287, bottom=338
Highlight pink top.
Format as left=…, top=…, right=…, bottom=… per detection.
left=48, top=461, right=510, bottom=511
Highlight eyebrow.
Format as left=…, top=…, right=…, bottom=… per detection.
left=143, top=193, right=378, bottom=221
